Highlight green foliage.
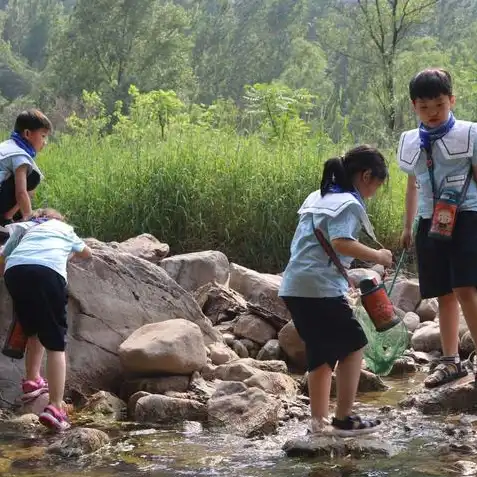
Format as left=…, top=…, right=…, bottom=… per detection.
left=114, top=85, right=185, bottom=140
left=32, top=86, right=406, bottom=272
left=48, top=0, right=193, bottom=106
left=244, top=82, right=314, bottom=142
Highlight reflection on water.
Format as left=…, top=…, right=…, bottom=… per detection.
left=1, top=372, right=476, bottom=477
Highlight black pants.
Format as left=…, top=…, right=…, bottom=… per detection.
left=416, top=211, right=477, bottom=298
left=281, top=296, right=368, bottom=371
left=0, top=170, right=41, bottom=219
left=4, top=265, right=68, bottom=351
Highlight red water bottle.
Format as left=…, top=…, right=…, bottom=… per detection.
left=359, top=277, right=401, bottom=332
left=2, top=308, right=27, bottom=359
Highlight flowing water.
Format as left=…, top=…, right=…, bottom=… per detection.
left=1, top=373, right=476, bottom=477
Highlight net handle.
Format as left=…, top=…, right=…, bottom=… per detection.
left=386, top=249, right=407, bottom=296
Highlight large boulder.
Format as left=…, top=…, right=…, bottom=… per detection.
left=400, top=375, right=477, bottom=415
left=134, top=393, right=206, bottom=423
left=389, top=279, right=421, bottom=313
left=207, top=384, right=281, bottom=437
left=160, top=251, right=230, bottom=292
left=109, top=233, right=169, bottom=263
left=119, top=319, right=208, bottom=375
left=0, top=239, right=220, bottom=407
left=229, top=263, right=289, bottom=320
left=278, top=321, right=306, bottom=370
left=411, top=322, right=442, bottom=352
left=233, top=313, right=277, bottom=345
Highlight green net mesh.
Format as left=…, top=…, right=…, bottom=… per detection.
left=355, top=303, right=409, bottom=376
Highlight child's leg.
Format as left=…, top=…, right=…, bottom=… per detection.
left=453, top=286, right=477, bottom=346
left=308, top=364, right=333, bottom=421
left=25, top=336, right=45, bottom=381
left=46, top=350, right=66, bottom=409
left=438, top=293, right=460, bottom=356
left=335, top=348, right=363, bottom=419
left=424, top=293, right=466, bottom=387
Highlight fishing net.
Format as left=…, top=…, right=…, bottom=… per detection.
left=355, top=303, right=409, bottom=376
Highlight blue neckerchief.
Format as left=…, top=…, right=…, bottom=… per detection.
left=30, top=217, right=49, bottom=224
left=418, top=112, right=455, bottom=151
left=329, top=184, right=365, bottom=208
left=10, top=131, right=36, bottom=158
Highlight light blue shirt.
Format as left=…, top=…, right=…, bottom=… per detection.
left=412, top=135, right=477, bottom=219
left=3, top=219, right=86, bottom=281
left=279, top=205, right=361, bottom=298
left=0, top=152, right=33, bottom=183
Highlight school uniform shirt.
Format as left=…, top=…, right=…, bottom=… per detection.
left=0, top=139, right=38, bottom=184
left=402, top=125, right=477, bottom=220
left=279, top=205, right=361, bottom=298
left=4, top=219, right=86, bottom=281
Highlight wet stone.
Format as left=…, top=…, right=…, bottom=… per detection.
left=283, top=435, right=395, bottom=458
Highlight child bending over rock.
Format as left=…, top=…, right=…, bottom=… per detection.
left=0, top=208, right=92, bottom=431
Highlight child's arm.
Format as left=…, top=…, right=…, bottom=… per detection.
left=14, top=165, right=32, bottom=220
left=73, top=246, right=92, bottom=260
left=400, top=174, right=418, bottom=249
left=331, top=239, right=393, bottom=267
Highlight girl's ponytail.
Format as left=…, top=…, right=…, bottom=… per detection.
left=320, top=145, right=388, bottom=197
left=320, top=156, right=353, bottom=196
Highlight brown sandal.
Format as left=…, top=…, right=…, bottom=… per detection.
left=424, top=362, right=467, bottom=388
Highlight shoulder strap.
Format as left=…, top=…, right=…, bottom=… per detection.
left=312, top=224, right=354, bottom=288
left=424, top=148, right=473, bottom=206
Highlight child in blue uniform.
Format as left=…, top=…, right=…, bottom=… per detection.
left=279, top=145, right=392, bottom=436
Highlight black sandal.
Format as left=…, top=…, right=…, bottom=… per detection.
left=331, top=415, right=381, bottom=437
left=424, top=362, right=467, bottom=389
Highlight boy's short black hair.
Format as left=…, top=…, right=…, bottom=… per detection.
left=409, top=68, right=453, bottom=101
left=14, top=109, right=52, bottom=133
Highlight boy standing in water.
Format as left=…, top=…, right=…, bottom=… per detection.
left=399, top=68, right=477, bottom=387
left=1, top=208, right=92, bottom=431
left=0, top=109, right=51, bottom=226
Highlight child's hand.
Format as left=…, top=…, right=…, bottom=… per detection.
left=400, top=227, right=413, bottom=250
left=376, top=249, right=393, bottom=268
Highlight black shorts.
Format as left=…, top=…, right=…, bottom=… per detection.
left=0, top=170, right=41, bottom=216
left=4, top=265, right=68, bottom=351
left=281, top=296, right=368, bottom=371
left=415, top=211, right=477, bottom=298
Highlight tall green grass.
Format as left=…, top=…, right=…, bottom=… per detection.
left=35, top=127, right=406, bottom=272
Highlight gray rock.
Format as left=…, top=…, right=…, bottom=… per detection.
left=160, top=251, right=230, bottom=293
left=239, top=338, right=261, bottom=358
left=403, top=312, right=420, bottom=333
left=257, top=339, right=283, bottom=362
left=47, top=428, right=110, bottom=457
left=399, top=375, right=477, bottom=414
left=411, top=323, right=441, bottom=352
left=232, top=340, right=249, bottom=358
left=283, top=436, right=395, bottom=458
left=135, top=394, right=206, bottom=423
left=207, top=386, right=281, bottom=437
left=120, top=376, right=191, bottom=401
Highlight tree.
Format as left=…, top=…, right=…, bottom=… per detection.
left=316, top=0, right=440, bottom=134
left=48, top=0, right=194, bottom=107
left=2, top=0, right=64, bottom=70
left=244, top=82, right=314, bottom=142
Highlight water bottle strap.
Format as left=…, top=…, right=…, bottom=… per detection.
left=312, top=222, right=354, bottom=289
